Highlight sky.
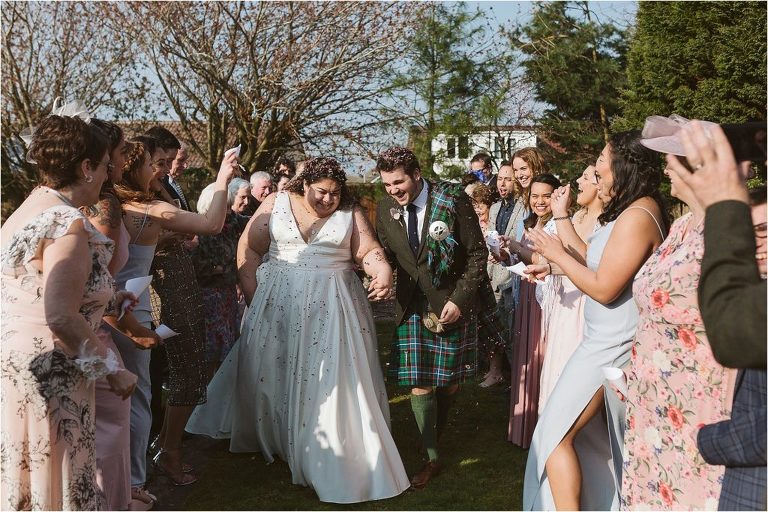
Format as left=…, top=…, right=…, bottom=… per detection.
left=472, top=1, right=638, bottom=30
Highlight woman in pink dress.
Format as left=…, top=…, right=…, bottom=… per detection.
left=1, top=114, right=137, bottom=510
left=536, top=166, right=603, bottom=412
left=620, top=154, right=736, bottom=510
left=503, top=173, right=561, bottom=448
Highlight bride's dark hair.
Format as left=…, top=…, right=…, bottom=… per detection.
left=283, top=156, right=355, bottom=210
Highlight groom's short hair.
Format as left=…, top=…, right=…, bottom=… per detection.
left=375, top=147, right=421, bottom=177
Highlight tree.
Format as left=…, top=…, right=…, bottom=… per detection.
left=509, top=1, right=628, bottom=177
left=120, top=1, right=420, bottom=176
left=383, top=2, right=513, bottom=177
left=616, top=1, right=766, bottom=129
left=1, top=1, right=157, bottom=219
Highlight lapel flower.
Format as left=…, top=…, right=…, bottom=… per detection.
left=390, top=207, right=403, bottom=222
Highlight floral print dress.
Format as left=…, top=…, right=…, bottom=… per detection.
left=622, top=213, right=735, bottom=510
left=1, top=205, right=114, bottom=510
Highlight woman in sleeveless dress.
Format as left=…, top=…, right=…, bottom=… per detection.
left=111, top=141, right=237, bottom=493
left=522, top=131, right=669, bottom=510
left=186, top=157, right=410, bottom=504
left=1, top=114, right=137, bottom=510
left=534, top=165, right=603, bottom=413
left=86, top=120, right=162, bottom=511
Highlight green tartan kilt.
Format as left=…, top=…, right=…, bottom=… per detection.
left=388, top=312, right=478, bottom=387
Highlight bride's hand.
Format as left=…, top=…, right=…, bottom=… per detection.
left=367, top=273, right=393, bottom=301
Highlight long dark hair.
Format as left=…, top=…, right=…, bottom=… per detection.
left=599, top=131, right=669, bottom=231
left=283, top=156, right=355, bottom=210
left=523, top=173, right=562, bottom=229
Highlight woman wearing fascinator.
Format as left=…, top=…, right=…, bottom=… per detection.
left=1, top=109, right=138, bottom=510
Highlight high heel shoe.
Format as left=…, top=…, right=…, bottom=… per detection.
left=152, top=449, right=197, bottom=486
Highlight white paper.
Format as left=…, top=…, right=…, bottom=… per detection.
left=602, top=366, right=629, bottom=397
left=155, top=324, right=180, bottom=340
left=506, top=261, right=545, bottom=283
left=485, top=230, right=501, bottom=256
left=224, top=144, right=241, bottom=158
left=118, top=276, right=153, bottom=320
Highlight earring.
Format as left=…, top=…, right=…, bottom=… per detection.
left=85, top=175, right=93, bottom=183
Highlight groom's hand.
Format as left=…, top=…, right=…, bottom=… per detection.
left=439, top=300, right=461, bottom=324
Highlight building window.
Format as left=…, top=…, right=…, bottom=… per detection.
left=446, top=137, right=456, bottom=159
left=458, top=136, right=469, bottom=159
left=494, top=137, right=505, bottom=159
left=507, top=138, right=517, bottom=156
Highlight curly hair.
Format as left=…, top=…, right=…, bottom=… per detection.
left=273, top=155, right=297, bottom=177
left=113, top=141, right=155, bottom=204
left=470, top=183, right=494, bottom=207
left=599, top=130, right=670, bottom=231
left=523, top=173, right=562, bottom=229
left=375, top=146, right=421, bottom=177
left=511, top=147, right=548, bottom=203
left=26, top=115, right=109, bottom=190
left=283, top=156, right=355, bottom=210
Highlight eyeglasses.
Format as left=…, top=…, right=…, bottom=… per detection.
left=754, top=222, right=767, bottom=239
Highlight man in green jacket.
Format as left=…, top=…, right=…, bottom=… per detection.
left=374, top=147, right=487, bottom=489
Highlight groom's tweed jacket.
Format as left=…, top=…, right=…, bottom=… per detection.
left=375, top=180, right=488, bottom=326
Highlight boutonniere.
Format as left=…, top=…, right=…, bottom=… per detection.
left=390, top=207, right=403, bottom=222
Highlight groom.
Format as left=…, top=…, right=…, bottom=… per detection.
left=374, top=147, right=487, bottom=489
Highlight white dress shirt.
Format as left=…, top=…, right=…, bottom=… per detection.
left=404, top=179, right=429, bottom=243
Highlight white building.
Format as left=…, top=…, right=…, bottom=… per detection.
left=430, top=126, right=537, bottom=175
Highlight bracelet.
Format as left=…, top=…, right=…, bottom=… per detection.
left=553, top=216, right=570, bottom=221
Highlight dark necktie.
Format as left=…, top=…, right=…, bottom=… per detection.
left=407, top=203, right=419, bottom=256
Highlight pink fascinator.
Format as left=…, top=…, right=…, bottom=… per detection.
left=640, top=114, right=718, bottom=156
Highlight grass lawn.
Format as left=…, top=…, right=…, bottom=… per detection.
left=165, top=320, right=528, bottom=510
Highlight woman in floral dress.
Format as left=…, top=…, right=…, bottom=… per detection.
left=1, top=114, right=137, bottom=509
left=621, top=156, right=735, bottom=510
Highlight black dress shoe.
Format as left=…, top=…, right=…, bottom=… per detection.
left=410, top=461, right=443, bottom=489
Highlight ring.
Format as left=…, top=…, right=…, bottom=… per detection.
left=693, top=162, right=705, bottom=171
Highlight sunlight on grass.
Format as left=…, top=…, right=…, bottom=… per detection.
left=458, top=457, right=481, bottom=467
left=388, top=393, right=412, bottom=405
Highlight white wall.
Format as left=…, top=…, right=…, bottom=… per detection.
left=431, top=129, right=537, bottom=175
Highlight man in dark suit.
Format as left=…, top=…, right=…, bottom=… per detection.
left=666, top=120, right=766, bottom=511
left=374, top=147, right=487, bottom=489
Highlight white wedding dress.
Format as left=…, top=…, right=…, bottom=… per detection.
left=186, top=191, right=410, bottom=503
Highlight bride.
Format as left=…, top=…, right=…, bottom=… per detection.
left=186, top=157, right=410, bottom=503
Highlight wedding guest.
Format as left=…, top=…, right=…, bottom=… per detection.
left=532, top=166, right=603, bottom=412
left=486, top=161, right=528, bottom=383
left=88, top=119, right=161, bottom=511
left=616, top=123, right=737, bottom=509
left=243, top=171, right=273, bottom=216
left=1, top=114, right=137, bottom=510
left=667, top=121, right=767, bottom=510
left=191, top=179, right=249, bottom=381
left=503, top=173, right=561, bottom=447
left=188, top=157, right=410, bottom=503
left=229, top=177, right=252, bottom=216
left=273, top=156, right=296, bottom=192
left=113, top=139, right=237, bottom=490
left=469, top=184, right=509, bottom=388
left=469, top=152, right=499, bottom=201
left=522, top=131, right=668, bottom=510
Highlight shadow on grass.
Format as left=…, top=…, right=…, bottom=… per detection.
left=160, top=320, right=527, bottom=510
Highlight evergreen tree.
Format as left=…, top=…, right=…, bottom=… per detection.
left=617, top=1, right=766, bottom=129
left=384, top=2, right=508, bottom=177
left=510, top=1, right=627, bottom=176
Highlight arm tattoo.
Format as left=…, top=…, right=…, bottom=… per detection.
left=92, top=195, right=122, bottom=229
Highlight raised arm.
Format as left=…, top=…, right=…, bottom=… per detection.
left=152, top=152, right=238, bottom=235
left=237, top=194, right=275, bottom=305
left=527, top=200, right=663, bottom=304
left=351, top=207, right=393, bottom=301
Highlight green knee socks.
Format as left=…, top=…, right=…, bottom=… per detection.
left=411, top=393, right=439, bottom=463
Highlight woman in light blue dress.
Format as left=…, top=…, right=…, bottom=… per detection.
left=521, top=131, right=669, bottom=510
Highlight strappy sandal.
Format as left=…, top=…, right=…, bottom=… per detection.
left=152, top=449, right=198, bottom=486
